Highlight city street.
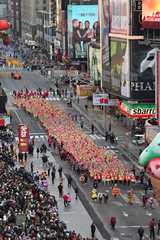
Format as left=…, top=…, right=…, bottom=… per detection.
left=1, top=57, right=160, bottom=240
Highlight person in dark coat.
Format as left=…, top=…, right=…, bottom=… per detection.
left=91, top=222, right=96, bottom=238
left=67, top=175, right=72, bottom=188
left=31, top=162, right=33, bottom=173
left=51, top=170, right=55, bottom=184
left=75, top=186, right=78, bottom=199
left=105, top=131, right=108, bottom=141
left=93, top=181, right=98, bottom=190
left=58, top=183, right=63, bottom=197
left=24, top=152, right=27, bottom=161
left=138, top=226, right=144, bottom=240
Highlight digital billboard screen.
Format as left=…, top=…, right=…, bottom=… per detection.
left=131, top=41, right=155, bottom=100
left=110, top=39, right=129, bottom=97
left=67, top=5, right=98, bottom=59
left=142, top=0, right=160, bottom=29
left=99, top=0, right=110, bottom=89
left=89, top=46, right=101, bottom=82
left=110, top=0, right=127, bottom=35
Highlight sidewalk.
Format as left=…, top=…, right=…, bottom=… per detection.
left=15, top=145, right=103, bottom=240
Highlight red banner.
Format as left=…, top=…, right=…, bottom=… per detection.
left=0, top=119, right=4, bottom=126
left=112, top=188, right=120, bottom=195
left=19, top=125, right=29, bottom=152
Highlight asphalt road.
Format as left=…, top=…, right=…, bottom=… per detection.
left=1, top=52, right=160, bottom=240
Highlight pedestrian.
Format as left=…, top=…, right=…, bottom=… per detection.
left=24, top=151, right=27, bottom=162
left=51, top=170, right=55, bottom=184
left=48, top=137, right=52, bottom=150
left=67, top=192, right=71, bottom=206
left=58, top=166, right=62, bottom=178
left=37, top=147, right=39, bottom=158
left=142, top=195, right=148, bottom=208
left=63, top=194, right=68, bottom=207
left=75, top=114, right=78, bottom=121
left=110, top=216, right=116, bottom=230
left=32, top=137, right=35, bottom=146
left=85, top=105, right=88, bottom=111
left=75, top=186, right=79, bottom=199
left=84, top=174, right=88, bottom=184
left=138, top=226, right=144, bottom=240
left=150, top=195, right=154, bottom=209
left=47, top=163, right=50, bottom=176
left=157, top=220, right=160, bottom=235
left=98, top=191, right=103, bottom=204
left=149, top=218, right=156, bottom=240
left=140, top=174, right=144, bottom=185
left=91, top=222, right=96, bottom=238
left=144, top=183, right=148, bottom=194
left=92, top=189, right=97, bottom=202
left=148, top=178, right=152, bottom=189
left=114, top=136, right=118, bottom=145
left=103, top=191, right=109, bottom=204
left=80, top=121, right=83, bottom=129
left=31, top=162, right=33, bottom=173
left=91, top=124, right=94, bottom=134
left=58, top=183, right=63, bottom=197
left=105, top=131, right=108, bottom=141
left=93, top=181, right=98, bottom=190
left=52, top=139, right=56, bottom=149
left=67, top=175, right=72, bottom=188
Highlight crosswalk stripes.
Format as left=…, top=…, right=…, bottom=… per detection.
left=15, top=135, right=45, bottom=142
left=113, top=201, right=123, bottom=206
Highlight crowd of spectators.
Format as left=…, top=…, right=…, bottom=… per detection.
left=0, top=142, right=99, bottom=240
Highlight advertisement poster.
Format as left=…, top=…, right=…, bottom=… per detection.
left=62, top=11, right=66, bottom=57
left=99, top=0, right=111, bottom=89
left=77, top=85, right=101, bottom=96
left=142, top=0, right=160, bottom=29
left=110, top=39, right=128, bottom=97
left=54, top=39, right=61, bottom=54
left=89, top=47, right=101, bottom=82
left=132, top=0, right=143, bottom=36
left=110, top=0, right=127, bottom=35
left=131, top=41, right=156, bottom=100
left=67, top=5, right=98, bottom=59
left=19, top=124, right=29, bottom=153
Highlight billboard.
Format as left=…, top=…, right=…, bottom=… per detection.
left=131, top=41, right=155, bottom=100
left=132, top=0, right=143, bottom=36
left=99, top=0, right=111, bottom=89
left=67, top=5, right=98, bottom=59
left=77, top=85, right=100, bottom=96
left=54, top=39, right=61, bottom=54
left=110, top=39, right=128, bottom=97
left=19, top=124, right=29, bottom=153
left=110, top=0, right=127, bottom=35
left=89, top=47, right=101, bottom=82
left=142, top=0, right=160, bottom=29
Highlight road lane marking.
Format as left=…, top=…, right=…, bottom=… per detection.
left=13, top=109, right=22, bottom=124
left=62, top=212, right=76, bottom=214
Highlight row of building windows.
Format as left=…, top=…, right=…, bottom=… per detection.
left=144, top=29, right=160, bottom=41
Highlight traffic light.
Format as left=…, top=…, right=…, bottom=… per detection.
left=57, top=49, right=62, bottom=63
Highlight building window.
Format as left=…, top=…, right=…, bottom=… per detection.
left=155, top=29, right=160, bottom=39
left=43, top=6, right=46, bottom=10
left=43, top=0, right=46, bottom=4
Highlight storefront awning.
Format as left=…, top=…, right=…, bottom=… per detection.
left=119, top=100, right=155, bottom=119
